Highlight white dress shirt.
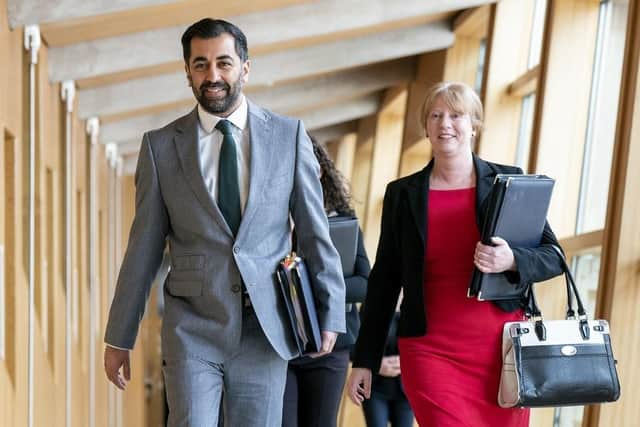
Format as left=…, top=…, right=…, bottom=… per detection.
left=197, top=96, right=251, bottom=213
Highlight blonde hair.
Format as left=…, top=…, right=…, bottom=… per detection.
left=420, top=81, right=484, bottom=137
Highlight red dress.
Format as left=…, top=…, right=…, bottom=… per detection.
left=398, top=188, right=529, bottom=427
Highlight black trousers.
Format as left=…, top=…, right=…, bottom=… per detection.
left=362, top=389, right=414, bottom=427
left=281, top=349, right=350, bottom=427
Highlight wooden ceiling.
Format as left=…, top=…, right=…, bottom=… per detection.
left=8, top=0, right=494, bottom=151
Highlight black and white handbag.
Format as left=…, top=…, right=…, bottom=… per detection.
left=498, top=246, right=621, bottom=408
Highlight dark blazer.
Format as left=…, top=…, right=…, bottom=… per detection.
left=352, top=154, right=564, bottom=372
left=336, top=223, right=370, bottom=350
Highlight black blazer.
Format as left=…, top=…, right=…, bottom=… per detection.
left=336, top=221, right=370, bottom=350
left=352, top=155, right=564, bottom=372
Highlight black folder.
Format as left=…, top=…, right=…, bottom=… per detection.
left=328, top=216, right=359, bottom=277
left=468, top=174, right=555, bottom=301
left=276, top=254, right=322, bottom=354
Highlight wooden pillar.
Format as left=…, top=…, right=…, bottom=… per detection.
left=330, top=133, right=357, bottom=183
left=531, top=0, right=600, bottom=236
left=119, top=175, right=147, bottom=427
left=362, top=85, right=408, bottom=260
left=591, top=1, right=640, bottom=425
left=527, top=2, right=601, bottom=425
left=350, top=115, right=376, bottom=226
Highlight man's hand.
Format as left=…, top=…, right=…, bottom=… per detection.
left=347, top=367, right=372, bottom=406
left=104, top=346, right=131, bottom=390
left=474, top=237, right=516, bottom=273
left=378, top=355, right=401, bottom=378
left=307, top=330, right=338, bottom=358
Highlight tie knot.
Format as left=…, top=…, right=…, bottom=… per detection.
left=215, top=119, right=233, bottom=136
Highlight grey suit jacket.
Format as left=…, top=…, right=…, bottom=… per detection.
left=104, top=101, right=346, bottom=361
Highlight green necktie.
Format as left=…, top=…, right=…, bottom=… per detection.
left=216, top=119, right=241, bottom=236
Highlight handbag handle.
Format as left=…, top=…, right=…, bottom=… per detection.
left=527, top=245, right=591, bottom=340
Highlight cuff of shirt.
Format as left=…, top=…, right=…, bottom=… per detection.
left=105, top=342, right=131, bottom=351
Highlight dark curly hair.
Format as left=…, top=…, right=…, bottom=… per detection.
left=310, top=136, right=356, bottom=217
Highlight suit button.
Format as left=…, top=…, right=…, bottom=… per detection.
left=231, top=284, right=241, bottom=293
left=233, top=246, right=239, bottom=254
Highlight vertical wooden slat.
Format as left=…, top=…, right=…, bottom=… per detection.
left=589, top=1, right=640, bottom=425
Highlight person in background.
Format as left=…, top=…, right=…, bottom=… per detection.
left=282, top=139, right=370, bottom=427
left=361, top=308, right=413, bottom=427
left=347, top=81, right=563, bottom=427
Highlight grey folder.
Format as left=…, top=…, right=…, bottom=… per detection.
left=468, top=174, right=555, bottom=301
left=328, top=216, right=359, bottom=277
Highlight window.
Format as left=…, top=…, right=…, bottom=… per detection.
left=515, top=93, right=536, bottom=170
left=553, top=3, right=628, bottom=425
left=513, top=0, right=547, bottom=169
left=576, top=0, right=627, bottom=233
left=474, top=39, right=487, bottom=94
left=528, top=0, right=548, bottom=69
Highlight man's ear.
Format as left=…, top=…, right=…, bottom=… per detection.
left=241, top=60, right=251, bottom=84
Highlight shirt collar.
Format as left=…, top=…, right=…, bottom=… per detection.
left=197, top=95, right=248, bottom=134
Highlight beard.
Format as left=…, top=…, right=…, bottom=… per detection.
left=194, top=76, right=243, bottom=116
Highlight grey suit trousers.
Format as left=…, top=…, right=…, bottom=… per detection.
left=163, top=305, right=288, bottom=427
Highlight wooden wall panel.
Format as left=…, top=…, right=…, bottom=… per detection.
left=350, top=115, right=376, bottom=226
left=118, top=175, right=148, bottom=427
left=527, top=2, right=601, bottom=425
left=1, top=0, right=27, bottom=424
left=592, top=1, right=640, bottom=425
left=361, top=85, right=408, bottom=260
left=478, top=0, right=536, bottom=164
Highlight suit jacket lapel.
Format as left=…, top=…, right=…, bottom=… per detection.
left=473, top=153, right=497, bottom=229
left=236, top=100, right=274, bottom=241
left=406, top=155, right=494, bottom=246
left=173, top=107, right=231, bottom=235
left=405, top=162, right=431, bottom=246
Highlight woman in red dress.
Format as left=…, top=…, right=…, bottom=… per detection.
left=346, top=82, right=564, bottom=426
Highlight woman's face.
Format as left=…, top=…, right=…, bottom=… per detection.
left=425, top=95, right=474, bottom=157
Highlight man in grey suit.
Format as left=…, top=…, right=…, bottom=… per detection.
left=103, top=18, right=346, bottom=427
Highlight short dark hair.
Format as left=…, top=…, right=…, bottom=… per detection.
left=181, top=18, right=249, bottom=64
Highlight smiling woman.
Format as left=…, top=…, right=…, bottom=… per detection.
left=347, top=81, right=565, bottom=427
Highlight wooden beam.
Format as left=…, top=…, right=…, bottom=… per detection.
left=76, top=24, right=451, bottom=119
left=558, top=229, right=603, bottom=259
left=36, top=0, right=312, bottom=46
left=54, top=21, right=453, bottom=84
left=297, top=93, right=382, bottom=131
left=309, top=122, right=358, bottom=146
left=94, top=58, right=416, bottom=122
left=453, top=5, right=491, bottom=38
left=507, top=65, right=539, bottom=97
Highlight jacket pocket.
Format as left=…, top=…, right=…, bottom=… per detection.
left=166, top=280, right=203, bottom=297
left=172, top=254, right=205, bottom=270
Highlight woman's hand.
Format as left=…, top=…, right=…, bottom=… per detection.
left=474, top=237, right=516, bottom=273
left=378, top=355, right=401, bottom=378
left=347, top=367, right=372, bottom=406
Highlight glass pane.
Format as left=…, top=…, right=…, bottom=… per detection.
left=576, top=0, right=628, bottom=233
left=515, top=93, right=536, bottom=170
left=528, top=0, right=548, bottom=68
left=475, top=39, right=487, bottom=94
left=553, top=249, right=602, bottom=426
